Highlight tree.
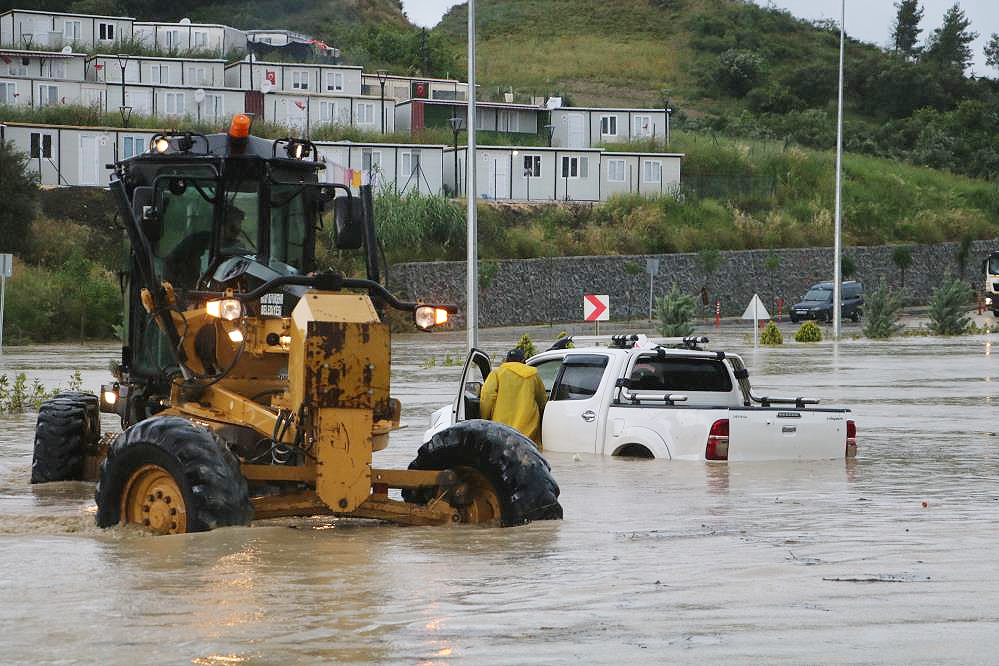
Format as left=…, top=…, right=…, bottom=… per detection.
left=923, top=3, right=978, bottom=70
left=863, top=281, right=905, bottom=338
left=716, top=49, right=765, bottom=97
left=0, top=141, right=38, bottom=255
left=892, top=0, right=924, bottom=59
left=985, top=33, right=999, bottom=71
left=656, top=285, right=696, bottom=337
left=927, top=277, right=972, bottom=335
left=891, top=246, right=913, bottom=286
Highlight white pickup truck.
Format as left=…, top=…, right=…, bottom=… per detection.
left=425, top=335, right=856, bottom=461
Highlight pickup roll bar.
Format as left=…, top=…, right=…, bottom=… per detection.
left=726, top=355, right=819, bottom=409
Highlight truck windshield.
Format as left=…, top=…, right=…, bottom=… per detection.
left=270, top=185, right=308, bottom=271
left=989, top=255, right=999, bottom=275
left=803, top=288, right=832, bottom=301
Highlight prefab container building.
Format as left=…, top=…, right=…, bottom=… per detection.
left=133, top=21, right=247, bottom=57
left=549, top=107, right=668, bottom=149
left=0, top=9, right=134, bottom=50
left=224, top=60, right=362, bottom=96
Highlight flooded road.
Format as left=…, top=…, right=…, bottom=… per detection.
left=1, top=324, right=997, bottom=664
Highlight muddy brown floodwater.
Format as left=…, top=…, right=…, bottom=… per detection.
left=1, top=323, right=997, bottom=664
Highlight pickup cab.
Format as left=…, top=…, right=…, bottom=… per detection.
left=425, top=335, right=856, bottom=461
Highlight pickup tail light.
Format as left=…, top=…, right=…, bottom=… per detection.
left=706, top=419, right=729, bottom=461
left=846, top=420, right=857, bottom=458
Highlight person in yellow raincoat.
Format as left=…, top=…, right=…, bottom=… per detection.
left=480, top=348, right=548, bottom=448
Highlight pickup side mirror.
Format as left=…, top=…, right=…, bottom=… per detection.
left=332, top=195, right=364, bottom=250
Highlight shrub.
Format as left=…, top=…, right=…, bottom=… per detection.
left=656, top=285, right=696, bottom=337
left=863, top=281, right=905, bottom=338
left=927, top=278, right=972, bottom=335
left=760, top=321, right=783, bottom=345
left=0, top=141, right=37, bottom=255
left=794, top=321, right=823, bottom=342
left=514, top=333, right=537, bottom=359
left=891, top=246, right=913, bottom=287
left=716, top=49, right=765, bottom=96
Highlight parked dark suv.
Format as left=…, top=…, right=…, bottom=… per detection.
left=790, top=281, right=864, bottom=323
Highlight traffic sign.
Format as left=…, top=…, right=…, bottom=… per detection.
left=741, top=293, right=770, bottom=346
left=0, top=254, right=11, bottom=278
left=584, top=294, right=609, bottom=321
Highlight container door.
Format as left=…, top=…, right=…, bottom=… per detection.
left=78, top=134, right=100, bottom=186
left=568, top=112, right=586, bottom=149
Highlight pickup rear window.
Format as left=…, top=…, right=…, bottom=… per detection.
left=629, top=357, right=733, bottom=392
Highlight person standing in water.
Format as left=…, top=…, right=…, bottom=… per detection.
left=480, top=348, right=548, bottom=448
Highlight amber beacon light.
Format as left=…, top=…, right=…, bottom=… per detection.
left=229, top=114, right=252, bottom=140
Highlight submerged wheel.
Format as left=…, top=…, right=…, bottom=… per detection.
left=404, top=419, right=563, bottom=526
left=31, top=392, right=100, bottom=483
left=96, top=416, right=252, bottom=534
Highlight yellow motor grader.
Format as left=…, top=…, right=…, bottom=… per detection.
left=30, top=115, right=562, bottom=534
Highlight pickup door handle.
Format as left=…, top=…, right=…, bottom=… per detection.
left=581, top=410, right=596, bottom=422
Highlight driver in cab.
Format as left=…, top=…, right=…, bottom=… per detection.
left=480, top=348, right=548, bottom=448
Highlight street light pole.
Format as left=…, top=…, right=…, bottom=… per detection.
left=833, top=0, right=845, bottom=340
left=466, top=0, right=479, bottom=350
left=448, top=116, right=463, bottom=197
left=116, top=53, right=128, bottom=126
left=376, top=69, right=388, bottom=134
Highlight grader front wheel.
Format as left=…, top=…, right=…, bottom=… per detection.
left=121, top=464, right=188, bottom=534
left=96, top=416, right=252, bottom=534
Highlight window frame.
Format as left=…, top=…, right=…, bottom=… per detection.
left=522, top=154, right=541, bottom=178
left=37, top=83, right=58, bottom=107
left=98, top=22, right=114, bottom=41
left=599, top=115, right=617, bottom=137
left=633, top=114, right=653, bottom=137
left=326, top=71, right=344, bottom=92
left=549, top=354, right=610, bottom=402
left=164, top=91, right=185, bottom=116
left=30, top=132, right=53, bottom=158
left=291, top=70, right=310, bottom=90
left=607, top=158, right=626, bottom=183
left=0, top=81, right=15, bottom=105
left=642, top=159, right=663, bottom=183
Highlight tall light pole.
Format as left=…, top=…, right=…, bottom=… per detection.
left=448, top=116, right=463, bottom=197
left=116, top=53, right=129, bottom=126
left=466, top=0, right=479, bottom=350
left=833, top=0, right=845, bottom=339
left=662, top=88, right=671, bottom=146
left=376, top=69, right=388, bottom=134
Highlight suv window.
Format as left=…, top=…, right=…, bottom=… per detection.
left=552, top=355, right=608, bottom=401
left=629, top=356, right=733, bottom=392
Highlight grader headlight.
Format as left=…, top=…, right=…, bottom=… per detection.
left=206, top=298, right=242, bottom=321
left=415, top=305, right=448, bottom=331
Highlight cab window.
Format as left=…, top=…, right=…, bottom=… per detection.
left=531, top=358, right=563, bottom=396
left=551, top=355, right=608, bottom=401
left=269, top=185, right=308, bottom=271
left=628, top=356, right=732, bottom=392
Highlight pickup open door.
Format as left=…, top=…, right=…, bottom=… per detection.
left=453, top=348, right=491, bottom=423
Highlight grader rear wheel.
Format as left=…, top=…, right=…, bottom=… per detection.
left=404, top=419, right=563, bottom=526
left=121, top=464, right=188, bottom=534
left=452, top=466, right=502, bottom=524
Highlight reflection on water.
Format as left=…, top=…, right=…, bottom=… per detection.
left=1, top=326, right=997, bottom=663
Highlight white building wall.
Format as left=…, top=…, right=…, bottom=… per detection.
left=2, top=11, right=133, bottom=50
left=89, top=56, right=225, bottom=87
left=225, top=61, right=362, bottom=95
left=550, top=108, right=668, bottom=148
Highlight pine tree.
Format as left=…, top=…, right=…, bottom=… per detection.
left=923, top=3, right=978, bottom=70
left=0, top=141, right=37, bottom=255
left=892, top=0, right=924, bottom=59
left=985, top=33, right=999, bottom=71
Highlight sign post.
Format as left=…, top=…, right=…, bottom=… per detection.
left=645, top=258, right=660, bottom=321
left=584, top=293, right=610, bottom=334
left=741, top=293, right=770, bottom=346
left=0, top=253, right=11, bottom=354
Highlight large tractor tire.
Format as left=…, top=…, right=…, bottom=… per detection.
left=31, top=392, right=100, bottom=484
left=96, top=416, right=252, bottom=534
left=404, top=419, right=563, bottom=526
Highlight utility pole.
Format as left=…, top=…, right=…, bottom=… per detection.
left=833, top=0, right=845, bottom=340
left=466, top=0, right=478, bottom=350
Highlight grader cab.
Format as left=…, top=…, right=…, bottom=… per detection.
left=30, top=115, right=561, bottom=533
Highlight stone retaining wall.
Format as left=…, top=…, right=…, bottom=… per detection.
left=389, top=239, right=999, bottom=327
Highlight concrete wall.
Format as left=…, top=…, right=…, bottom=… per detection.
left=389, top=240, right=999, bottom=328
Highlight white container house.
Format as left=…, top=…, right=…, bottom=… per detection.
left=549, top=107, right=669, bottom=148
left=445, top=146, right=604, bottom=202
left=0, top=121, right=157, bottom=186
left=395, top=99, right=543, bottom=136
left=133, top=21, right=247, bottom=56
left=599, top=151, right=684, bottom=198
left=87, top=55, right=227, bottom=88
left=314, top=142, right=445, bottom=195
left=224, top=60, right=362, bottom=96
left=264, top=92, right=392, bottom=135
left=360, top=73, right=468, bottom=102
left=0, top=9, right=134, bottom=50
left=0, top=48, right=88, bottom=82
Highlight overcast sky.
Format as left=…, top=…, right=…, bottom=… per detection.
left=400, top=0, right=997, bottom=73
